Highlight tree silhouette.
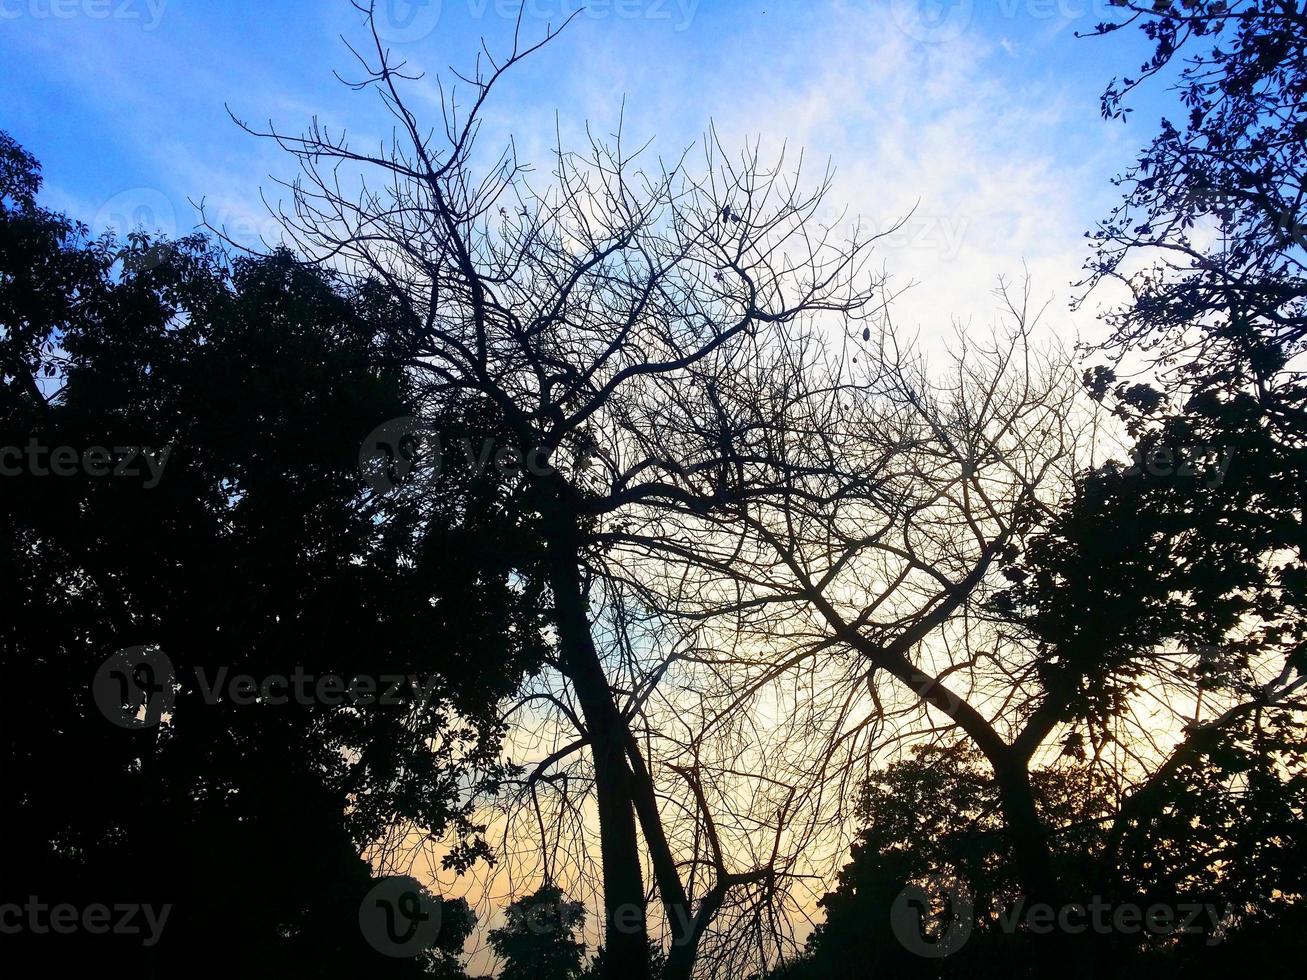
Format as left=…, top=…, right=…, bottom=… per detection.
left=1, top=134, right=542, bottom=978
left=488, top=884, right=588, bottom=980
left=231, top=5, right=885, bottom=976
left=1083, top=0, right=1307, bottom=382
left=767, top=4, right=1307, bottom=975
left=7, top=2, right=1307, bottom=977
left=775, top=740, right=1306, bottom=979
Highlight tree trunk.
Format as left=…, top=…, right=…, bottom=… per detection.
left=662, top=891, right=721, bottom=980
left=543, top=508, right=650, bottom=980
left=992, top=761, right=1095, bottom=978
left=992, top=763, right=1059, bottom=909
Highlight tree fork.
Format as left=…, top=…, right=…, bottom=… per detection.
left=542, top=506, right=651, bottom=980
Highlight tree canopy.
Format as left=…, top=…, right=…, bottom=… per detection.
left=1, top=133, right=545, bottom=978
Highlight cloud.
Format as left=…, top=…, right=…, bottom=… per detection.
left=485, top=0, right=1138, bottom=352
left=15, top=0, right=1138, bottom=351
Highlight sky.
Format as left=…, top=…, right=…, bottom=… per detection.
left=1, top=0, right=1167, bottom=352
left=2, top=1, right=1181, bottom=965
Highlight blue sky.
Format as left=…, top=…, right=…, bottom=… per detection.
left=2, top=1, right=1174, bottom=962
left=2, top=0, right=1164, bottom=342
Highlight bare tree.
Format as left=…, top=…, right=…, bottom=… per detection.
left=226, top=5, right=887, bottom=976
left=652, top=272, right=1307, bottom=976
left=638, top=281, right=1087, bottom=915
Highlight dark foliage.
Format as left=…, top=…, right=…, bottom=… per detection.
left=488, top=884, right=587, bottom=980
left=779, top=5, right=1307, bottom=977
left=1, top=135, right=546, bottom=978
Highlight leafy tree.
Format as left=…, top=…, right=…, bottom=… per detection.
left=1064, top=0, right=1307, bottom=911
left=957, top=1, right=1307, bottom=971
left=488, top=884, right=587, bottom=980
left=1, top=134, right=544, bottom=978
left=778, top=740, right=1306, bottom=979
left=1085, top=0, right=1307, bottom=393
left=579, top=941, right=667, bottom=980
left=776, top=745, right=1109, bottom=979
left=725, top=8, right=1307, bottom=973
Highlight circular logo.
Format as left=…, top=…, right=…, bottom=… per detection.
left=91, top=188, right=179, bottom=270
left=891, top=875, right=974, bottom=958
left=890, top=0, right=974, bottom=43
left=359, top=417, right=440, bottom=494
left=93, top=646, right=176, bottom=729
left=371, top=0, right=442, bottom=43
left=359, top=876, right=444, bottom=958
left=92, top=188, right=178, bottom=239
